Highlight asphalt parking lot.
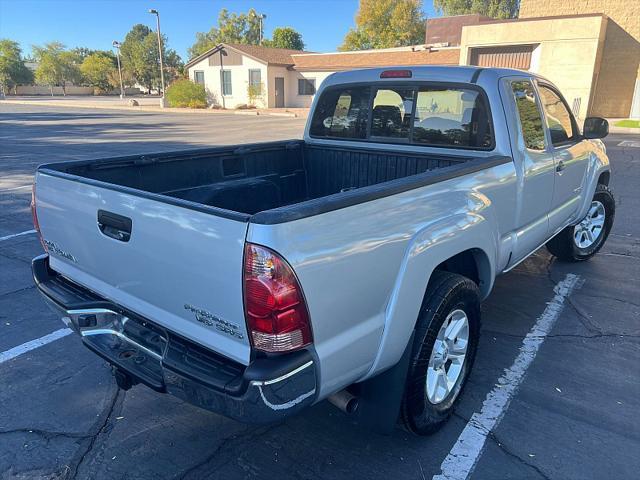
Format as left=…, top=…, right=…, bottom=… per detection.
left=1, top=104, right=639, bottom=480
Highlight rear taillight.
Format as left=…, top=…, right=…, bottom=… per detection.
left=243, top=243, right=312, bottom=353
left=30, top=183, right=47, bottom=252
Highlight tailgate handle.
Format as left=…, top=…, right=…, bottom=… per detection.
left=98, top=210, right=132, bottom=242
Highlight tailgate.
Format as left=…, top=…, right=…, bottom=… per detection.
left=35, top=171, right=251, bottom=365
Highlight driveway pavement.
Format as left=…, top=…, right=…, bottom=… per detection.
left=0, top=104, right=638, bottom=480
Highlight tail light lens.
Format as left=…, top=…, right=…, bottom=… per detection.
left=243, top=243, right=312, bottom=353
left=31, top=183, right=47, bottom=252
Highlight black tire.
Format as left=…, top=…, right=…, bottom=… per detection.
left=400, top=271, right=481, bottom=435
left=546, top=184, right=615, bottom=262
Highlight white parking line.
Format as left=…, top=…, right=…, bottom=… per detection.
left=433, top=273, right=582, bottom=480
left=0, top=328, right=73, bottom=364
left=0, top=229, right=36, bottom=242
left=0, top=184, right=31, bottom=192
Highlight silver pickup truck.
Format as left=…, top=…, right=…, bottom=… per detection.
left=31, top=66, right=614, bottom=435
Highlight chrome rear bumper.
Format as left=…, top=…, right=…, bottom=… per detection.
left=32, top=254, right=317, bottom=424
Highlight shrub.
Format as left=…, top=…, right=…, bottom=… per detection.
left=165, top=79, right=207, bottom=108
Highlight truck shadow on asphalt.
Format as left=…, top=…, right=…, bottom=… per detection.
left=0, top=247, right=605, bottom=479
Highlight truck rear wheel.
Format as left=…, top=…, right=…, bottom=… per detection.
left=400, top=271, right=480, bottom=435
left=546, top=184, right=615, bottom=262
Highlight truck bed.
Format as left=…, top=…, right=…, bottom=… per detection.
left=41, top=140, right=487, bottom=221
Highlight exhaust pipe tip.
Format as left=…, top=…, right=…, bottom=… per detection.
left=328, top=389, right=359, bottom=414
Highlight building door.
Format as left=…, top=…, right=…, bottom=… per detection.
left=275, top=77, right=285, bottom=108
left=470, top=45, right=535, bottom=70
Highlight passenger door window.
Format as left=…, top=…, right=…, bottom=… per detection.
left=511, top=80, right=545, bottom=151
left=370, top=87, right=414, bottom=140
left=537, top=85, right=576, bottom=145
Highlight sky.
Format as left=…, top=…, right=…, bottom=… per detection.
left=0, top=0, right=439, bottom=60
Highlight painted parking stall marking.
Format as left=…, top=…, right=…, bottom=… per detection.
left=617, top=140, right=640, bottom=147
left=0, top=229, right=36, bottom=242
left=433, top=273, right=582, bottom=480
left=0, top=328, right=73, bottom=364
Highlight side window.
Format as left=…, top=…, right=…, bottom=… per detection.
left=248, top=69, right=261, bottom=88
left=309, top=86, right=370, bottom=139
left=194, top=71, right=205, bottom=85
left=222, top=70, right=232, bottom=96
left=537, top=85, right=575, bottom=145
left=370, top=87, right=414, bottom=139
left=413, top=88, right=492, bottom=148
left=298, top=79, right=316, bottom=95
left=511, top=80, right=545, bottom=151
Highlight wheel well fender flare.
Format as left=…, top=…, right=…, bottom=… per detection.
left=361, top=209, right=497, bottom=380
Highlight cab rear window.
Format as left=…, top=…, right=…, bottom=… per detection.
left=309, top=83, right=494, bottom=150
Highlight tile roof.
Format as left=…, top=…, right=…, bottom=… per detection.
left=291, top=48, right=460, bottom=71
left=185, top=43, right=308, bottom=69
left=225, top=43, right=307, bottom=65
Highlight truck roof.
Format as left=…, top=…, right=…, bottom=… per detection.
left=321, top=65, right=543, bottom=89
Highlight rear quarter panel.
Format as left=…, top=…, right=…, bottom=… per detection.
left=248, top=161, right=517, bottom=398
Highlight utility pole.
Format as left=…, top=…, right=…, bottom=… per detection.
left=148, top=9, right=166, bottom=106
left=259, top=13, right=267, bottom=45
left=219, top=47, right=227, bottom=109
left=112, top=41, right=125, bottom=99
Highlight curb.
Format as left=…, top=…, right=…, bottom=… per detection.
left=0, top=99, right=304, bottom=118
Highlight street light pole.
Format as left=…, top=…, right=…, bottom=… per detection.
left=112, top=41, right=125, bottom=99
left=148, top=9, right=166, bottom=106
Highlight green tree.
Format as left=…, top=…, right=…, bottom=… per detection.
left=33, top=42, right=81, bottom=95
left=188, top=8, right=262, bottom=59
left=433, top=0, right=519, bottom=19
left=263, top=27, right=305, bottom=50
left=120, top=24, right=182, bottom=94
left=80, top=52, right=116, bottom=91
left=0, top=39, right=33, bottom=94
left=340, top=0, right=425, bottom=51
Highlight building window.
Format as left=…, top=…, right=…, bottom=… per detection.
left=298, top=78, right=316, bottom=95
left=511, top=80, right=545, bottom=151
left=248, top=69, right=261, bottom=88
left=194, top=71, right=204, bottom=85
left=222, top=70, right=232, bottom=96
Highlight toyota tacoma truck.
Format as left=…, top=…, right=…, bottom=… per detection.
left=31, top=66, right=614, bottom=435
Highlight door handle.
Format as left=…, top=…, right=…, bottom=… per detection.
left=97, top=210, right=132, bottom=242
left=556, top=160, right=565, bottom=172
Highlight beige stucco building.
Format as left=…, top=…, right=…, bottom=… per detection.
left=458, top=1, right=640, bottom=118
left=519, top=0, right=640, bottom=118
left=459, top=14, right=609, bottom=119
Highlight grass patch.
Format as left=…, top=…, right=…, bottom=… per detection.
left=614, top=119, right=640, bottom=128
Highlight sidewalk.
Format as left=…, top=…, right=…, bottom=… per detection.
left=0, top=95, right=309, bottom=118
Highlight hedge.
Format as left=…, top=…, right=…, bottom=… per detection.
left=165, top=79, right=207, bottom=108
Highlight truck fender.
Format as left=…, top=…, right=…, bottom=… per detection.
left=361, top=196, right=498, bottom=380
left=574, top=147, right=611, bottom=223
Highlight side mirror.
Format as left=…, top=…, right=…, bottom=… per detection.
left=583, top=117, right=609, bottom=139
